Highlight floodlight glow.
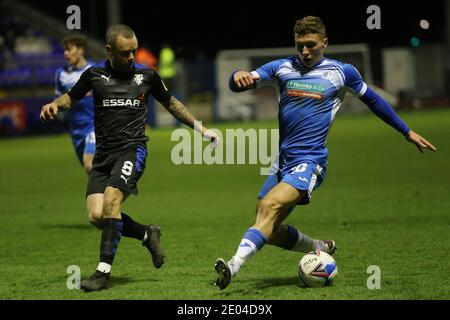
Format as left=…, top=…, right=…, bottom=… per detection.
left=420, top=19, right=430, bottom=30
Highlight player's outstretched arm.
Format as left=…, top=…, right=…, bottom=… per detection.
left=343, top=64, right=437, bottom=154
left=39, top=93, right=78, bottom=122
left=405, top=130, right=437, bottom=153
left=359, top=88, right=437, bottom=153
left=229, top=71, right=260, bottom=92
left=161, top=96, right=220, bottom=148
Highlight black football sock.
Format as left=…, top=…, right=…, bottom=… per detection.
left=121, top=212, right=146, bottom=241
left=99, top=218, right=123, bottom=268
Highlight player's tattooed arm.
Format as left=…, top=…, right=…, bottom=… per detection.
left=40, top=93, right=79, bottom=122
left=161, top=96, right=199, bottom=129
left=161, top=96, right=220, bottom=147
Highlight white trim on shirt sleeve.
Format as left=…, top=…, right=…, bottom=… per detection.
left=357, top=82, right=368, bottom=97
left=250, top=71, right=260, bottom=78
left=251, top=71, right=262, bottom=88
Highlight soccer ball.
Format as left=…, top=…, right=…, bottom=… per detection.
left=298, top=251, right=337, bottom=287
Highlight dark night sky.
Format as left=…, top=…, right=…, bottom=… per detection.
left=21, top=0, right=447, bottom=57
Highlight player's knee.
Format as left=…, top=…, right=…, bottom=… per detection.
left=102, top=195, right=121, bottom=218
left=256, top=198, right=285, bottom=234
left=259, top=197, right=283, bottom=216
left=88, top=208, right=103, bottom=229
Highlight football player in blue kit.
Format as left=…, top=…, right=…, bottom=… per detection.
left=214, top=16, right=436, bottom=289
left=55, top=35, right=95, bottom=174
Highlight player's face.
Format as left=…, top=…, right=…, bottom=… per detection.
left=295, top=33, right=328, bottom=68
left=63, top=44, right=84, bottom=66
left=107, top=35, right=138, bottom=72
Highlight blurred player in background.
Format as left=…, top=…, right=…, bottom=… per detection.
left=136, top=44, right=158, bottom=70
left=214, top=16, right=436, bottom=290
left=55, top=34, right=95, bottom=174
left=41, top=24, right=220, bottom=292
left=158, top=44, right=176, bottom=90
left=136, top=45, right=158, bottom=126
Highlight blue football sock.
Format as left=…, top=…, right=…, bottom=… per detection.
left=229, top=228, right=268, bottom=275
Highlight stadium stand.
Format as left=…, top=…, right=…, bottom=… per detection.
left=0, top=0, right=104, bottom=136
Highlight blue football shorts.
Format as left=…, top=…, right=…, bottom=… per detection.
left=71, top=130, right=96, bottom=164
left=258, top=160, right=326, bottom=205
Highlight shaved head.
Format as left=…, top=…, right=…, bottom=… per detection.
left=106, top=24, right=135, bottom=47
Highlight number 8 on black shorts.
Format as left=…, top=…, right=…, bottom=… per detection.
left=86, top=144, right=148, bottom=196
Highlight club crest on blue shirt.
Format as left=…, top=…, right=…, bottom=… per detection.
left=323, top=71, right=334, bottom=80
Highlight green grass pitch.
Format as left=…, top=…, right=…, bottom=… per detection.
left=0, top=109, right=449, bottom=300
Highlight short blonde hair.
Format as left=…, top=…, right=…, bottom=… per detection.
left=293, top=16, right=326, bottom=38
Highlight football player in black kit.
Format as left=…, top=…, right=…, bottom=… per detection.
left=40, top=24, right=220, bottom=291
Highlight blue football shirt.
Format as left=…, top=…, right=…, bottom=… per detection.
left=253, top=56, right=367, bottom=169
left=55, top=62, right=94, bottom=136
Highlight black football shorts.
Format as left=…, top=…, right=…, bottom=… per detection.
left=86, top=144, right=148, bottom=197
